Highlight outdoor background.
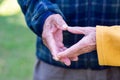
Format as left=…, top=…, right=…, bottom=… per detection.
left=0, top=0, right=36, bottom=80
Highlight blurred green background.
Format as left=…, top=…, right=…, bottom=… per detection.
left=0, top=0, right=35, bottom=80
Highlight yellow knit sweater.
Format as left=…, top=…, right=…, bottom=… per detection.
left=96, top=25, right=120, bottom=66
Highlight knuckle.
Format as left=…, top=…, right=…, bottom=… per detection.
left=54, top=14, right=61, bottom=17
left=42, top=32, right=46, bottom=40
left=82, top=41, right=89, bottom=47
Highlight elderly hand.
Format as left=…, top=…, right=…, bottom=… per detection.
left=57, top=27, right=96, bottom=65
left=42, top=14, right=78, bottom=65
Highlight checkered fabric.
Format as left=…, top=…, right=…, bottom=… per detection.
left=18, top=0, right=120, bottom=69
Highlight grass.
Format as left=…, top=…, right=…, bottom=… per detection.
left=0, top=12, right=36, bottom=80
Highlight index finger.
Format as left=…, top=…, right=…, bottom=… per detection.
left=57, top=36, right=89, bottom=58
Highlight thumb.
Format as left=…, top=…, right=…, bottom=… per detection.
left=44, top=33, right=59, bottom=60
left=67, top=27, right=86, bottom=35
left=57, top=35, right=88, bottom=58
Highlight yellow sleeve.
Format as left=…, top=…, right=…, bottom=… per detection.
left=96, top=25, right=120, bottom=66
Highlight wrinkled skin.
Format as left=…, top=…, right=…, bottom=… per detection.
left=57, top=27, right=96, bottom=65
left=42, top=14, right=96, bottom=66
left=42, top=14, right=78, bottom=66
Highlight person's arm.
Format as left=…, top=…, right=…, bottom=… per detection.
left=17, top=0, right=64, bottom=37
left=96, top=25, right=120, bottom=66
left=57, top=26, right=120, bottom=66
left=18, top=0, right=74, bottom=65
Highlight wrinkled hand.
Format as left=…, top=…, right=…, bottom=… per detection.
left=57, top=27, right=96, bottom=65
left=42, top=14, right=78, bottom=65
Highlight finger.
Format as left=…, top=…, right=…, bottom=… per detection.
left=58, top=47, right=71, bottom=66
left=57, top=48, right=79, bottom=62
left=57, top=42, right=81, bottom=58
left=50, top=24, right=64, bottom=49
left=67, top=27, right=86, bottom=35
left=57, top=36, right=88, bottom=58
left=54, top=29, right=64, bottom=48
left=58, top=34, right=96, bottom=59
left=62, top=47, right=67, bottom=50
left=60, top=57, right=71, bottom=66
left=45, top=33, right=59, bottom=60
left=53, top=14, right=68, bottom=30
left=58, top=47, right=67, bottom=52
left=62, top=24, right=69, bottom=30
left=53, top=56, right=59, bottom=61
left=60, top=47, right=79, bottom=62
left=70, top=56, right=79, bottom=61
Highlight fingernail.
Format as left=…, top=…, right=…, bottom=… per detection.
left=64, top=61, right=71, bottom=66
left=62, top=58, right=71, bottom=66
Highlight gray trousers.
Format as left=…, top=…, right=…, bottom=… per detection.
left=34, top=60, right=120, bottom=80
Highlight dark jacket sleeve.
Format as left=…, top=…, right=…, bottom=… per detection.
left=17, top=0, right=64, bottom=37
